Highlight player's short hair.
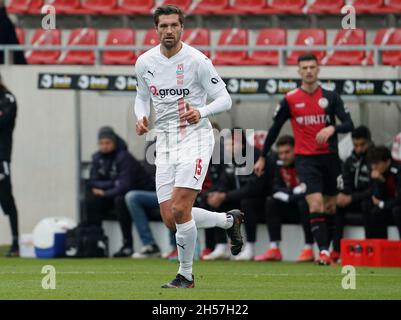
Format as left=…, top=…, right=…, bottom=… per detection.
left=297, top=53, right=318, bottom=64
left=276, top=135, right=294, bottom=148
left=352, top=125, right=372, bottom=141
left=367, top=146, right=392, bottom=164
left=153, top=5, right=185, bottom=27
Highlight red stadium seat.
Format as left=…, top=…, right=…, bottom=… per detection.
left=155, top=0, right=191, bottom=12
left=119, top=0, right=154, bottom=14
left=287, top=29, right=326, bottom=65
left=26, top=29, right=61, bottom=64
left=323, top=29, right=366, bottom=65
left=182, top=28, right=210, bottom=57
left=15, top=28, right=25, bottom=45
left=244, top=28, right=287, bottom=65
left=58, top=28, right=97, bottom=65
left=139, top=29, right=160, bottom=56
left=230, top=0, right=275, bottom=14
left=27, top=0, right=43, bottom=13
left=191, top=0, right=229, bottom=14
left=383, top=0, right=401, bottom=12
left=213, top=28, right=248, bottom=65
left=103, top=29, right=136, bottom=65
left=7, top=0, right=43, bottom=14
left=80, top=0, right=117, bottom=14
left=365, top=28, right=401, bottom=66
left=352, top=0, right=384, bottom=13
left=46, top=0, right=88, bottom=14
left=306, top=0, right=344, bottom=14
left=270, top=0, right=305, bottom=14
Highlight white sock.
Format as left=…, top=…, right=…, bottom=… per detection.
left=270, top=242, right=280, bottom=249
left=176, top=219, right=197, bottom=281
left=192, top=207, right=233, bottom=229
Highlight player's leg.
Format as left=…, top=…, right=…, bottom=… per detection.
left=296, top=198, right=314, bottom=262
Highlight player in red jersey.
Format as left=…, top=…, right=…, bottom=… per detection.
left=254, top=53, right=354, bottom=265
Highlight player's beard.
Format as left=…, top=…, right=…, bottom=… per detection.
left=162, top=33, right=181, bottom=50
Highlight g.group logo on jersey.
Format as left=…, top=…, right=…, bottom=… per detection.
left=149, top=85, right=190, bottom=99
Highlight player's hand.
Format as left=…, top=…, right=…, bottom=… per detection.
left=92, top=188, right=105, bottom=197
left=136, top=116, right=149, bottom=136
left=254, top=156, right=266, bottom=177
left=372, top=196, right=381, bottom=206
left=316, top=125, right=335, bottom=144
left=371, top=169, right=385, bottom=181
left=336, top=192, right=352, bottom=208
left=181, top=102, right=200, bottom=125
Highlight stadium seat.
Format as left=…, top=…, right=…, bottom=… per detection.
left=46, top=0, right=88, bottom=14
left=365, top=28, right=401, bottom=66
left=270, top=0, right=305, bottom=14
left=352, top=0, right=385, bottom=13
left=139, top=29, right=160, bottom=56
left=306, top=0, right=344, bottom=14
left=58, top=28, right=97, bottom=65
left=382, top=0, right=401, bottom=12
left=103, top=29, right=136, bottom=65
left=15, top=28, right=25, bottom=45
left=213, top=28, right=248, bottom=65
left=190, top=0, right=229, bottom=14
left=154, top=0, right=191, bottom=12
left=182, top=28, right=210, bottom=57
left=80, top=0, right=117, bottom=14
left=323, top=28, right=366, bottom=65
left=244, top=28, right=287, bottom=65
left=7, top=0, right=43, bottom=14
left=229, top=0, right=277, bottom=14
left=25, top=29, right=61, bottom=64
left=119, top=0, right=154, bottom=14
left=287, top=29, right=326, bottom=65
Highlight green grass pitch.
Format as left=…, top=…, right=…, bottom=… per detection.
left=1, top=249, right=401, bottom=299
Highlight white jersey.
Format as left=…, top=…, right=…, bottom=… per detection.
left=135, top=42, right=226, bottom=139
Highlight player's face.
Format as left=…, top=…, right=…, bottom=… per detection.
left=353, top=138, right=370, bottom=156
left=277, top=144, right=295, bottom=167
left=371, top=160, right=391, bottom=174
left=298, top=60, right=320, bottom=85
left=156, top=14, right=183, bottom=50
left=98, top=138, right=116, bottom=154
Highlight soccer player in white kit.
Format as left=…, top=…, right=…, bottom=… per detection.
left=134, top=5, right=245, bottom=288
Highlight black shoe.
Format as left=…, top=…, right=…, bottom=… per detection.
left=113, top=246, right=133, bottom=258
left=5, top=245, right=19, bottom=258
left=161, top=274, right=195, bottom=289
left=225, top=209, right=245, bottom=256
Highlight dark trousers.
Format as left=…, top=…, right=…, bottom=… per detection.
left=392, top=206, right=401, bottom=239
left=84, top=191, right=133, bottom=248
left=265, top=197, right=314, bottom=245
left=0, top=161, right=19, bottom=246
left=241, top=197, right=265, bottom=243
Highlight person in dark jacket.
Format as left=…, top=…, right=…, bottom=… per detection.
left=84, top=126, right=154, bottom=257
left=0, top=1, right=27, bottom=65
left=255, top=135, right=314, bottom=262
left=205, top=128, right=268, bottom=261
left=0, top=73, right=19, bottom=257
left=367, top=146, right=401, bottom=239
left=335, top=126, right=373, bottom=256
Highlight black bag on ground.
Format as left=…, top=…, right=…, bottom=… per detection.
left=65, top=225, right=109, bottom=258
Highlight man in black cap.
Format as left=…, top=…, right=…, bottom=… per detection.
left=84, top=126, right=155, bottom=257
left=0, top=0, right=26, bottom=64
left=0, top=73, right=19, bottom=256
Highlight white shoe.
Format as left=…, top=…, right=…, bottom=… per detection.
left=131, top=244, right=161, bottom=259
left=202, top=244, right=230, bottom=261
left=234, top=243, right=255, bottom=261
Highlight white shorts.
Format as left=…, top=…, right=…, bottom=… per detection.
left=155, top=129, right=214, bottom=203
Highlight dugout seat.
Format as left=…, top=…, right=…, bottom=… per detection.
left=15, top=28, right=25, bottom=45
left=352, top=0, right=384, bottom=13
left=7, top=0, right=43, bottom=14
left=26, top=29, right=61, bottom=64
left=365, top=28, right=401, bottom=66
left=244, top=28, right=287, bottom=65
left=213, top=28, right=248, bottom=65
left=103, top=29, right=136, bottom=65
left=119, top=0, right=154, bottom=14
left=323, top=28, right=366, bottom=65
left=306, top=0, right=344, bottom=14
left=191, top=0, right=229, bottom=14
left=182, top=28, right=210, bottom=57
left=287, top=28, right=326, bottom=65
left=80, top=0, right=117, bottom=14
left=58, top=28, right=97, bottom=65
left=270, top=0, right=305, bottom=14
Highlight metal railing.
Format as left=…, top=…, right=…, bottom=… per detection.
left=1, top=44, right=401, bottom=66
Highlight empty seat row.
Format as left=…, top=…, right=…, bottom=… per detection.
left=7, top=0, right=401, bottom=15
left=14, top=27, right=401, bottom=66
